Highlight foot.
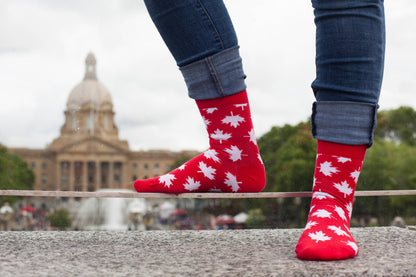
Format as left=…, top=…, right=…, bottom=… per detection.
left=133, top=90, right=266, bottom=193
left=295, top=141, right=366, bottom=260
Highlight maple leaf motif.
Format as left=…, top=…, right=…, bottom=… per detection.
left=204, top=107, right=218, bottom=114
left=305, top=221, right=318, bottom=230
left=328, top=225, right=350, bottom=237
left=204, top=149, right=221, bottom=163
left=319, top=161, right=339, bottom=176
left=312, top=191, right=335, bottom=200
left=245, top=128, right=257, bottom=145
left=234, top=103, right=248, bottom=111
left=183, top=177, right=201, bottom=191
left=159, top=174, right=176, bottom=188
left=334, top=180, right=353, bottom=198
left=345, top=202, right=353, bottom=219
left=312, top=209, right=332, bottom=218
left=346, top=241, right=359, bottom=254
left=202, top=116, right=211, bottom=127
left=337, top=156, right=352, bottom=163
left=198, top=161, right=216, bottom=180
left=210, top=129, right=232, bottom=144
left=309, top=205, right=316, bottom=213
left=224, top=172, right=241, bottom=192
left=222, top=112, right=245, bottom=128
left=350, top=169, right=360, bottom=184
left=178, top=164, right=186, bottom=170
left=309, top=231, right=331, bottom=243
left=225, top=145, right=243, bottom=162
left=334, top=205, right=347, bottom=221
left=257, top=153, right=264, bottom=164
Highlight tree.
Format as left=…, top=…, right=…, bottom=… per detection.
left=49, top=209, right=72, bottom=230
left=0, top=144, right=35, bottom=204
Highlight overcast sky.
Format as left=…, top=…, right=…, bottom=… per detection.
left=1, top=0, right=415, bottom=152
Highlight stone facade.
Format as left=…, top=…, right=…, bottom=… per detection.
left=10, top=53, right=197, bottom=191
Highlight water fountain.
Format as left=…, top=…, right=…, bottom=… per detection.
left=73, top=189, right=147, bottom=231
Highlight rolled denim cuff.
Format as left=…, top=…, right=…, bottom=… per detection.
left=311, top=101, right=378, bottom=147
left=179, top=46, right=247, bottom=100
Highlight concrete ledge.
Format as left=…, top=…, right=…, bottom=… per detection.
left=0, top=227, right=415, bottom=276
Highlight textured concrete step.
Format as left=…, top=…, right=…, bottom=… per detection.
left=0, top=227, right=415, bottom=276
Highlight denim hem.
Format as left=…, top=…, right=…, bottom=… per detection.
left=311, top=101, right=378, bottom=147
left=179, top=46, right=246, bottom=100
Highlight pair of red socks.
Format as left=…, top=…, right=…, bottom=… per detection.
left=134, top=90, right=366, bottom=261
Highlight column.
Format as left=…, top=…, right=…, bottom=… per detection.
left=56, top=159, right=61, bottom=191
left=82, top=161, right=88, bottom=191
left=109, top=161, right=114, bottom=189
left=95, top=161, right=100, bottom=191
left=69, top=161, right=75, bottom=191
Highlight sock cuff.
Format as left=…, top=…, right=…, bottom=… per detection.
left=195, top=90, right=248, bottom=109
left=317, top=140, right=366, bottom=160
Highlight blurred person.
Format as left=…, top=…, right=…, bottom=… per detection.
left=0, top=202, right=14, bottom=231
left=133, top=0, right=385, bottom=261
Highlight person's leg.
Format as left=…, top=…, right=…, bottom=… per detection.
left=134, top=0, right=265, bottom=193
left=296, top=0, right=385, bottom=260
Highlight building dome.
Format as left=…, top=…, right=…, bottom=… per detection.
left=67, top=53, right=112, bottom=110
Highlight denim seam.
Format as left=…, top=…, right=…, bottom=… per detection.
left=197, top=0, right=224, bottom=50
left=207, top=56, right=227, bottom=96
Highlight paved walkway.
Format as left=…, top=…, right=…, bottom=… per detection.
left=1, top=227, right=415, bottom=276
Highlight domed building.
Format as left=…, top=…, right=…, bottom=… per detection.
left=11, top=53, right=196, bottom=192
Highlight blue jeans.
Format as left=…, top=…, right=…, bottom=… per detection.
left=144, top=0, right=385, bottom=146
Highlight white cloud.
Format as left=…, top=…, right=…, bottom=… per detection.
left=0, top=0, right=415, bottom=151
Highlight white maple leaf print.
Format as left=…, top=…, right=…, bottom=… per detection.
left=334, top=205, right=347, bottom=221
left=222, top=112, right=245, bottom=128
left=204, top=107, right=218, bottom=114
left=319, top=161, right=339, bottom=176
left=210, top=129, right=232, bottom=143
left=234, top=103, right=247, bottom=111
left=178, top=164, right=186, bottom=170
left=350, top=169, right=361, bottom=183
left=312, top=191, right=335, bottom=200
left=159, top=174, right=176, bottom=188
left=202, top=116, right=211, bottom=127
left=312, top=209, right=332, bottom=218
left=198, top=161, right=216, bottom=180
left=305, top=221, right=318, bottom=230
left=334, top=180, right=353, bottom=198
left=346, top=241, right=359, bottom=254
left=345, top=202, right=353, bottom=219
left=328, top=226, right=350, bottom=237
left=225, top=145, right=243, bottom=162
left=309, top=205, right=316, bottom=213
left=183, top=177, right=201, bottom=191
left=245, top=128, right=257, bottom=145
left=204, top=149, right=221, bottom=163
left=337, top=156, right=352, bottom=163
left=224, top=172, right=242, bottom=192
left=309, top=231, right=331, bottom=243
left=257, top=153, right=264, bottom=164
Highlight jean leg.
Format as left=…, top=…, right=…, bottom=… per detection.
left=144, top=0, right=238, bottom=67
left=144, top=0, right=245, bottom=100
left=311, top=0, right=386, bottom=146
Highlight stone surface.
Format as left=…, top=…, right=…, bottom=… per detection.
left=0, top=227, right=415, bottom=276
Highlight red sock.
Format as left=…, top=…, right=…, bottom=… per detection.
left=295, top=140, right=366, bottom=260
left=134, top=90, right=266, bottom=193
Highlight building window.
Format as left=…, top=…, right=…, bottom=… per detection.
left=143, top=163, right=148, bottom=170
left=42, top=174, right=47, bottom=185
left=42, top=162, right=47, bottom=170
left=105, top=116, right=111, bottom=130
left=87, top=113, right=94, bottom=130
left=70, top=115, right=76, bottom=130
left=154, top=163, right=160, bottom=174
left=31, top=162, right=36, bottom=169
left=132, top=163, right=137, bottom=171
